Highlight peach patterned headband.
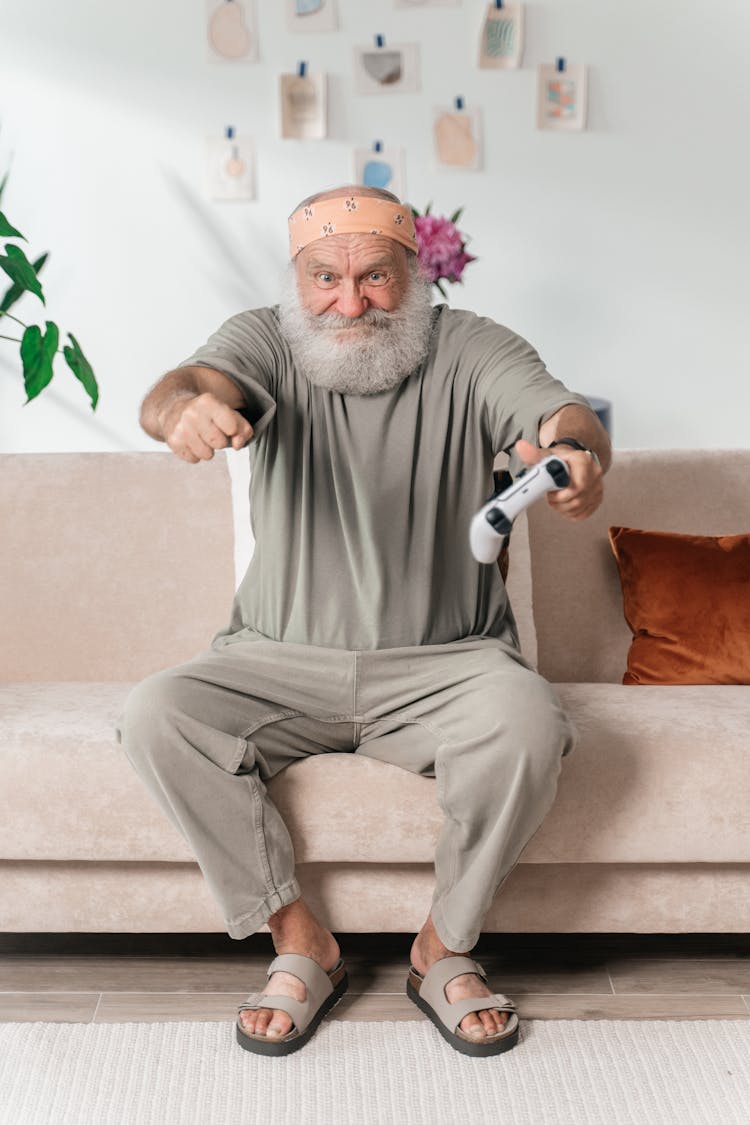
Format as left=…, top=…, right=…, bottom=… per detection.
left=288, top=195, right=419, bottom=259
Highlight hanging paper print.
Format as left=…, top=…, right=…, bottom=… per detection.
left=354, top=39, right=420, bottom=95
left=280, top=69, right=328, bottom=139
left=479, top=2, right=524, bottom=69
left=434, top=103, right=482, bottom=170
left=285, top=0, right=338, bottom=33
left=205, top=129, right=255, bottom=200
left=353, top=144, right=406, bottom=199
left=206, top=0, right=258, bottom=62
left=364, top=50, right=401, bottom=85
left=537, top=59, right=588, bottom=131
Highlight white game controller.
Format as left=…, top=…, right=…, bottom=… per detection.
left=469, top=455, right=571, bottom=564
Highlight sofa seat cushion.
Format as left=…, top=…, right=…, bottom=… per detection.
left=0, top=682, right=446, bottom=864
left=2, top=682, right=748, bottom=864
left=532, top=684, right=750, bottom=862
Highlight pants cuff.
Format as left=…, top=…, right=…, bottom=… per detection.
left=429, top=897, right=480, bottom=953
left=226, top=878, right=302, bottom=940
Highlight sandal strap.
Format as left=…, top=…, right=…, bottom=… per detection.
left=236, top=953, right=341, bottom=1034
left=237, top=990, right=265, bottom=1010
left=420, top=955, right=486, bottom=996
left=266, top=953, right=337, bottom=1013
left=237, top=992, right=310, bottom=1032
left=442, top=994, right=517, bottom=1033
left=419, top=956, right=515, bottom=1036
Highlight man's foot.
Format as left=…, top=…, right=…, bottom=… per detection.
left=410, top=917, right=508, bottom=1041
left=239, top=898, right=341, bottom=1040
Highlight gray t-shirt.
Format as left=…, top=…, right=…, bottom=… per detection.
left=178, top=303, right=592, bottom=651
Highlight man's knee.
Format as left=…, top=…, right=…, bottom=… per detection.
left=512, top=670, right=580, bottom=769
left=114, top=667, right=188, bottom=753
left=492, top=672, right=577, bottom=772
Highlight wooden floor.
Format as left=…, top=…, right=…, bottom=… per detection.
left=1, top=933, right=749, bottom=1023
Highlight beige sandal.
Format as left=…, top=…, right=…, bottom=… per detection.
left=406, top=954, right=520, bottom=1057
left=236, top=952, right=348, bottom=1056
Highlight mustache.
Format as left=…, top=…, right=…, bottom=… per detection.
left=308, top=307, right=397, bottom=331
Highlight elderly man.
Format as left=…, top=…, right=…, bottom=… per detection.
left=117, top=184, right=611, bottom=1059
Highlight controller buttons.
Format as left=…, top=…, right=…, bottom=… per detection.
left=547, top=459, right=571, bottom=488
left=486, top=509, right=513, bottom=535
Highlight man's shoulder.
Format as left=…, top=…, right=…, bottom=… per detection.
left=435, top=304, right=521, bottom=348
left=211, top=306, right=285, bottom=355
left=222, top=305, right=281, bottom=332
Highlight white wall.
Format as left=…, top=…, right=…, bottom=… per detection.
left=1, top=0, right=748, bottom=459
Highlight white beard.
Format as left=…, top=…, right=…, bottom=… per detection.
left=276, top=259, right=435, bottom=395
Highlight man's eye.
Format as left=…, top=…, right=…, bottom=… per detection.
left=318, top=273, right=334, bottom=283
left=368, top=272, right=386, bottom=283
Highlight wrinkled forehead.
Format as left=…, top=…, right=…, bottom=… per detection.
left=296, top=232, right=409, bottom=272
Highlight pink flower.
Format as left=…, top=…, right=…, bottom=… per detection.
left=412, top=208, right=476, bottom=294
left=445, top=250, right=476, bottom=283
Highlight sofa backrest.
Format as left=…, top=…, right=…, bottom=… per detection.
left=502, top=510, right=537, bottom=669
left=6, top=447, right=745, bottom=686
left=527, top=449, right=750, bottom=683
left=0, top=451, right=236, bottom=682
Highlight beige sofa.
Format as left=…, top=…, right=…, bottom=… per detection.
left=2, top=448, right=748, bottom=936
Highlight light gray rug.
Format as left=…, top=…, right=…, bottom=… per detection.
left=1, top=1019, right=749, bottom=1125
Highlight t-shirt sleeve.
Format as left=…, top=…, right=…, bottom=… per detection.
left=176, top=308, right=279, bottom=444
left=474, top=319, right=594, bottom=475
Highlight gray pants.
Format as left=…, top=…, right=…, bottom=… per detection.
left=115, top=629, right=577, bottom=952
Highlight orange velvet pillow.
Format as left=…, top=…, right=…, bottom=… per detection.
left=608, top=526, right=750, bottom=685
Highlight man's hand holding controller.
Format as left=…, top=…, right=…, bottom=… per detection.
left=470, top=436, right=606, bottom=564
left=515, top=437, right=604, bottom=523
left=160, top=392, right=254, bottom=464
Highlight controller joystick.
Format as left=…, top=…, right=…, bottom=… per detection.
left=470, top=455, right=571, bottom=564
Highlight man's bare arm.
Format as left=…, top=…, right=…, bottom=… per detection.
left=538, top=404, right=613, bottom=473
left=140, top=365, right=245, bottom=440
left=140, top=365, right=254, bottom=463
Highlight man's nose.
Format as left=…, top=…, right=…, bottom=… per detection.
left=335, top=284, right=369, bottom=318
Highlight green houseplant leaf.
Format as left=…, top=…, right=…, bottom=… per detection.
left=0, top=210, right=25, bottom=240
left=21, top=320, right=58, bottom=402
left=0, top=251, right=47, bottom=314
left=0, top=243, right=45, bottom=304
left=63, top=332, right=98, bottom=409
left=0, top=153, right=99, bottom=411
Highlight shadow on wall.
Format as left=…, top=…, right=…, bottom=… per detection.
left=521, top=273, right=618, bottom=436
left=159, top=165, right=287, bottom=309
left=0, top=352, right=132, bottom=451
left=0, top=166, right=288, bottom=451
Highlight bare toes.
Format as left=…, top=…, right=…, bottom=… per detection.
left=267, top=1014, right=293, bottom=1038
left=462, top=1017, right=486, bottom=1039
